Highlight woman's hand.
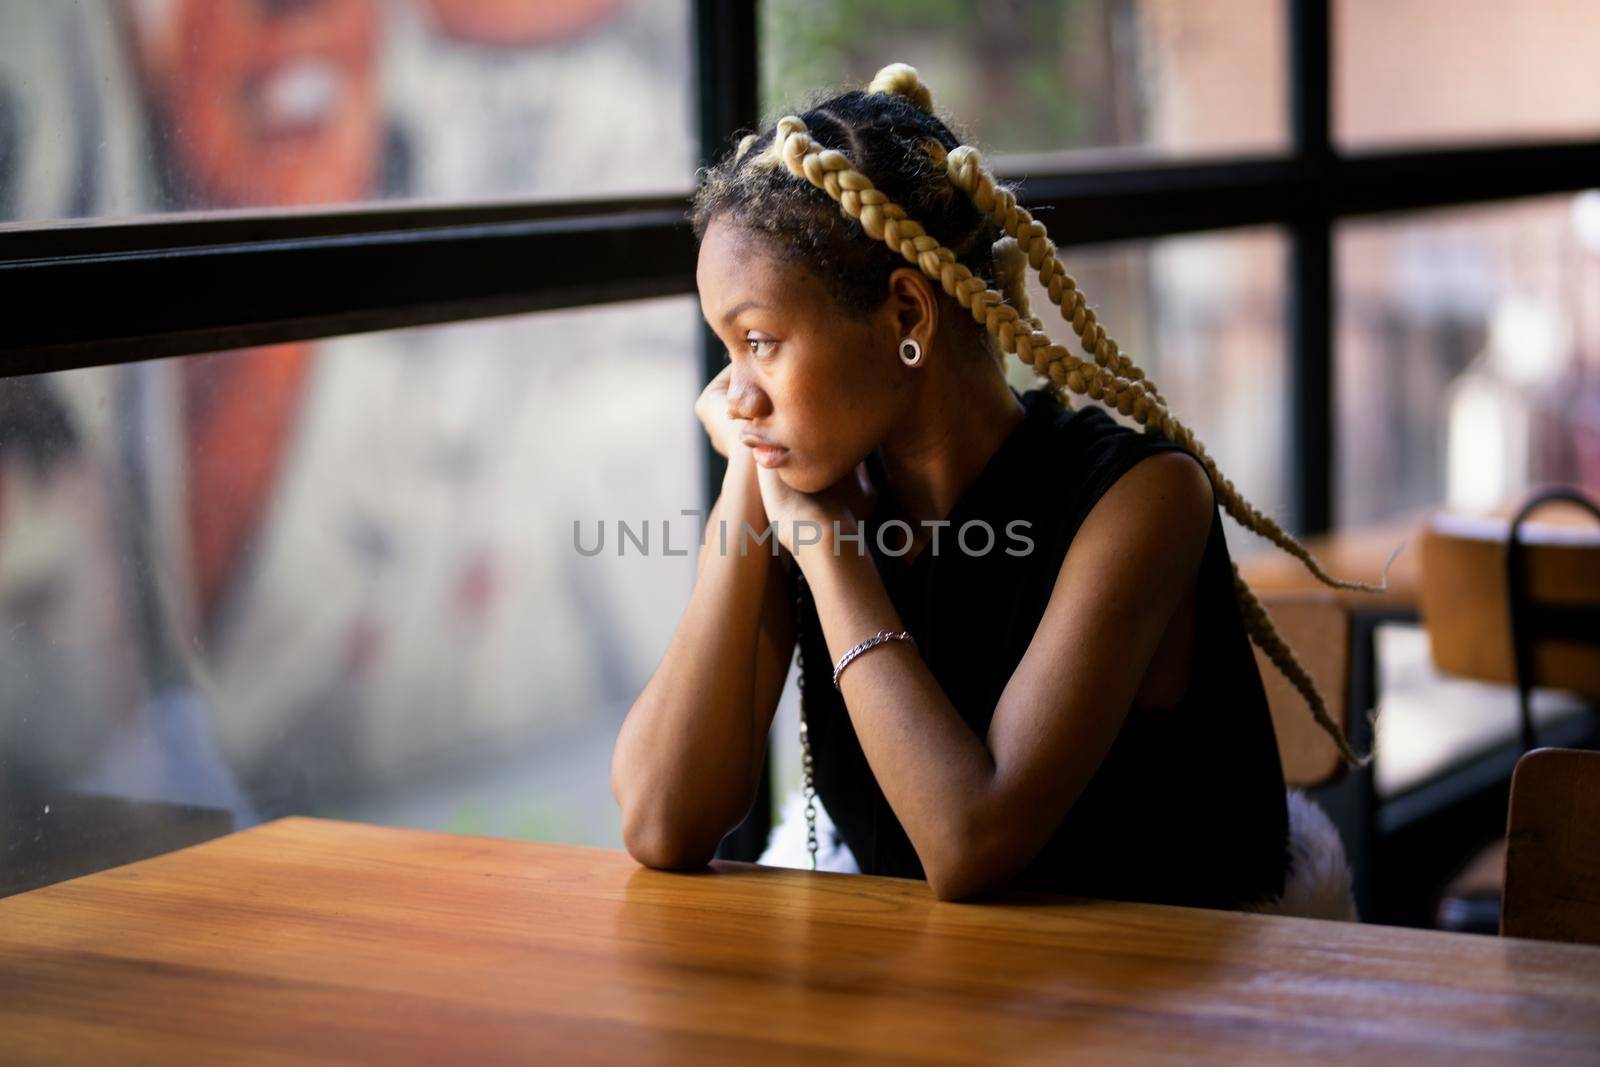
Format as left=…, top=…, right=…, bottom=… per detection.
left=755, top=459, right=878, bottom=562
left=694, top=365, right=741, bottom=460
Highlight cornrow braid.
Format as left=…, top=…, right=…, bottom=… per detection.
left=693, top=77, right=1013, bottom=358
left=724, top=63, right=1402, bottom=767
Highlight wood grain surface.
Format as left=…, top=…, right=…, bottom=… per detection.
left=3, top=816, right=1598, bottom=1065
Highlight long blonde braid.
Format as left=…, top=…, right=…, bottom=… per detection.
left=747, top=62, right=1396, bottom=767
left=992, top=232, right=1074, bottom=412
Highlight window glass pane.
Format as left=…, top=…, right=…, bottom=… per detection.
left=1335, top=1, right=1600, bottom=149
left=0, top=0, right=695, bottom=225
left=1336, top=193, right=1600, bottom=527
left=0, top=297, right=702, bottom=896
left=759, top=0, right=1288, bottom=167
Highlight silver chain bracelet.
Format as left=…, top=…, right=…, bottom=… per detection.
left=831, top=629, right=917, bottom=690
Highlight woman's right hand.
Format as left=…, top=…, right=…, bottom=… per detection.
left=694, top=364, right=742, bottom=460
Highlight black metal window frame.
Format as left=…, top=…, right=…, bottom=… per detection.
left=1, top=0, right=1595, bottom=859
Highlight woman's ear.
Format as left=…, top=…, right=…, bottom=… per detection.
left=884, top=266, right=939, bottom=350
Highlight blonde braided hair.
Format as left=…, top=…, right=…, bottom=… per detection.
left=733, top=62, right=1400, bottom=767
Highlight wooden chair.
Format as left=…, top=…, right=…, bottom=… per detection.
left=1418, top=490, right=1600, bottom=745
left=1502, top=747, right=1600, bottom=945
left=1251, top=591, right=1353, bottom=790
left=1418, top=488, right=1600, bottom=932
left=1240, top=590, right=1361, bottom=920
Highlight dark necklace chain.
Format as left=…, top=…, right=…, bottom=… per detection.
left=793, top=566, right=819, bottom=870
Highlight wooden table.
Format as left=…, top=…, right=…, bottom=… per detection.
left=4, top=817, right=1599, bottom=1065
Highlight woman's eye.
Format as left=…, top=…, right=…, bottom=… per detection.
left=720, top=336, right=774, bottom=363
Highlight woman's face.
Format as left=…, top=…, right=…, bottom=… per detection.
left=695, top=215, right=910, bottom=494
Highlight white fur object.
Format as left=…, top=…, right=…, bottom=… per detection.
left=1244, top=787, right=1360, bottom=922
left=757, top=784, right=1358, bottom=921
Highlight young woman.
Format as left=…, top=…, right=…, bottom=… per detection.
left=612, top=64, right=1387, bottom=910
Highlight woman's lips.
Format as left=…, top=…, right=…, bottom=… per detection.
left=740, top=433, right=788, bottom=467
left=751, top=444, right=789, bottom=468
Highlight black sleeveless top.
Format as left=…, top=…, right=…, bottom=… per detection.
left=787, top=386, right=1291, bottom=910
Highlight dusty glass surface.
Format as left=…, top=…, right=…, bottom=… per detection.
left=1335, top=0, right=1600, bottom=149
left=0, top=296, right=702, bottom=895
left=759, top=0, right=1288, bottom=168
left=0, top=0, right=695, bottom=224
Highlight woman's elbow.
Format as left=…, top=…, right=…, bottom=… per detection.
left=926, top=831, right=1020, bottom=902
left=619, top=810, right=719, bottom=872
left=929, top=877, right=994, bottom=903
left=926, top=859, right=1003, bottom=903
left=626, top=838, right=715, bottom=873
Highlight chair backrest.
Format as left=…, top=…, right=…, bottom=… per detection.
left=1502, top=747, right=1600, bottom=944
left=1417, top=500, right=1600, bottom=695
left=1252, top=591, right=1352, bottom=789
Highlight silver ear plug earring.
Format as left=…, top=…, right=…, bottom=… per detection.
left=898, top=338, right=924, bottom=367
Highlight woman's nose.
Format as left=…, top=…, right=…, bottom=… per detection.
left=725, top=369, right=771, bottom=422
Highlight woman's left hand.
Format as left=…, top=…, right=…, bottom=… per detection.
left=754, top=458, right=878, bottom=562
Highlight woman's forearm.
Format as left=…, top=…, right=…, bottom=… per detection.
left=795, top=534, right=997, bottom=899
left=611, top=450, right=779, bottom=867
